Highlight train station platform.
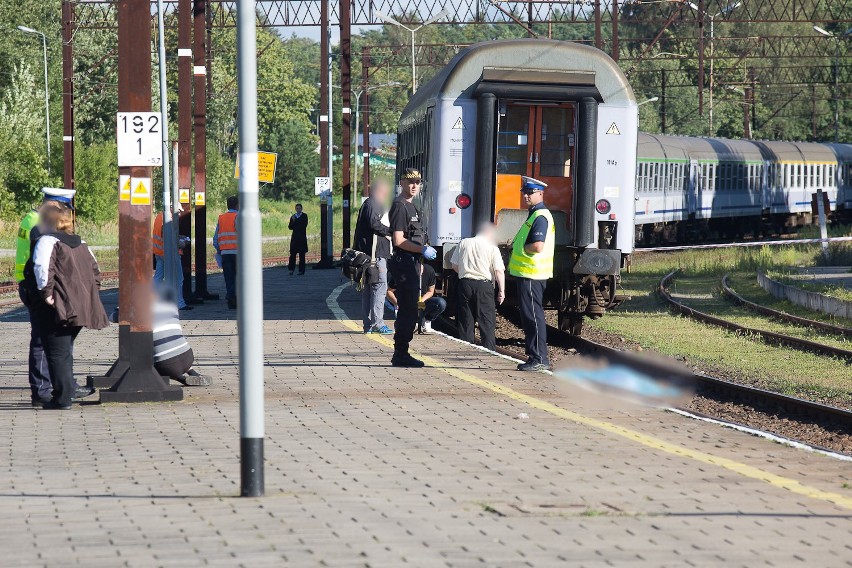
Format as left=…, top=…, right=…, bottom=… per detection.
left=0, top=266, right=851, bottom=567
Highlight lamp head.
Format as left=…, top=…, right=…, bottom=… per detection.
left=17, top=25, right=37, bottom=34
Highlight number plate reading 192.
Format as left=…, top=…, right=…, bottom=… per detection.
left=116, top=112, right=163, bottom=167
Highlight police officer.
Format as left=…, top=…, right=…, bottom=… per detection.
left=16, top=188, right=75, bottom=404
left=387, top=168, right=437, bottom=368
left=508, top=177, right=555, bottom=372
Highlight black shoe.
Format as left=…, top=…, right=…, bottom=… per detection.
left=298, top=272, right=305, bottom=276
left=179, top=305, right=195, bottom=311
left=517, top=360, right=552, bottom=372
left=42, top=400, right=72, bottom=410
left=227, top=301, right=237, bottom=310
left=31, top=398, right=51, bottom=407
left=391, top=352, right=425, bottom=368
left=73, top=386, right=96, bottom=400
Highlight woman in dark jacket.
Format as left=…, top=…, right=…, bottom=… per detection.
left=25, top=203, right=109, bottom=410
left=288, top=203, right=309, bottom=275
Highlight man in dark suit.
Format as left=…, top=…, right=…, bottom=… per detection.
left=288, top=203, right=309, bottom=275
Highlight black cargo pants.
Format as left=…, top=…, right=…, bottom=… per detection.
left=388, top=252, right=420, bottom=356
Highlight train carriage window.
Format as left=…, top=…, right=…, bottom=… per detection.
left=817, top=165, right=823, bottom=188
left=496, top=105, right=530, bottom=176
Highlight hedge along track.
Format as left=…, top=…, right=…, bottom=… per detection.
left=0, top=254, right=320, bottom=308
left=720, top=273, right=852, bottom=338
left=659, top=270, right=852, bottom=362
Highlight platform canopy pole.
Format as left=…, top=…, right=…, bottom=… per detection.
left=236, top=0, right=265, bottom=498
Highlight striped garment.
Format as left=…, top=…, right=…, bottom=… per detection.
left=153, top=299, right=191, bottom=363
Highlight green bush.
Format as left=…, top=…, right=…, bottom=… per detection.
left=74, top=142, right=118, bottom=224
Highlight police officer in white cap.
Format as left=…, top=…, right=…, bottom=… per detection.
left=508, top=177, right=554, bottom=372
left=17, top=188, right=84, bottom=404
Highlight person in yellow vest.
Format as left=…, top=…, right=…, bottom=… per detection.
left=152, top=210, right=191, bottom=310
left=214, top=196, right=239, bottom=309
left=508, top=176, right=555, bottom=372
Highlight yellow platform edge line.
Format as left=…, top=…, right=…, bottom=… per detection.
left=327, top=283, right=852, bottom=511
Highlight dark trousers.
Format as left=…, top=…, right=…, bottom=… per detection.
left=26, top=304, right=52, bottom=402
left=41, top=325, right=82, bottom=407
left=289, top=251, right=306, bottom=274
left=517, top=277, right=548, bottom=365
left=156, top=348, right=194, bottom=379
left=457, top=278, right=497, bottom=351
left=221, top=253, right=237, bottom=303
left=389, top=253, right=419, bottom=355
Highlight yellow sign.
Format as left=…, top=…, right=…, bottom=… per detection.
left=195, top=192, right=206, bottom=206
left=234, top=151, right=278, bottom=184
left=179, top=188, right=190, bottom=204
left=130, top=177, right=151, bottom=206
left=119, top=175, right=131, bottom=201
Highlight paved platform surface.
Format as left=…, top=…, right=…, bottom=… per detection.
left=1, top=266, right=852, bottom=567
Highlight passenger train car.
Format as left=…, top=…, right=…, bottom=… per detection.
left=396, top=39, right=638, bottom=334
left=635, top=134, right=852, bottom=243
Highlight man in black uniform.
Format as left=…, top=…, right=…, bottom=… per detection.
left=387, top=168, right=437, bottom=368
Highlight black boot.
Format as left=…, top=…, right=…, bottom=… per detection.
left=391, top=351, right=424, bottom=368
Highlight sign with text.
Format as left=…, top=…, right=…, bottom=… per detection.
left=314, top=176, right=331, bottom=195
left=117, top=112, right=163, bottom=167
left=234, top=151, right=278, bottom=184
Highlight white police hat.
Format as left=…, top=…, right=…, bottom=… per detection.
left=41, top=187, right=76, bottom=204
left=520, top=176, right=547, bottom=193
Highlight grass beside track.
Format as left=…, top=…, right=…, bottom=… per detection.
left=589, top=244, right=852, bottom=407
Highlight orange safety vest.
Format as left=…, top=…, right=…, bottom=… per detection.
left=152, top=212, right=165, bottom=256
left=217, top=211, right=238, bottom=251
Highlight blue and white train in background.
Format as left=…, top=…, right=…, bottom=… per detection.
left=635, top=133, right=852, bottom=243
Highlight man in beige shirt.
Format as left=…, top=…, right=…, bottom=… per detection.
left=450, top=223, right=505, bottom=351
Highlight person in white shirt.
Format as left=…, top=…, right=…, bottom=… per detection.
left=450, top=223, right=505, bottom=351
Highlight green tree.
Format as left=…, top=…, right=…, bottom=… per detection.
left=74, top=142, right=117, bottom=224
left=267, top=119, right=319, bottom=200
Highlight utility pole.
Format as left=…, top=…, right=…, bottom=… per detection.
left=341, top=0, right=352, bottom=249
left=61, top=0, right=75, bottom=189
left=102, top=0, right=182, bottom=403
left=316, top=0, right=332, bottom=268
left=236, top=0, right=265, bottom=498
left=194, top=0, right=214, bottom=298
left=361, top=48, right=370, bottom=200
left=178, top=0, right=193, bottom=298
left=156, top=0, right=178, bottom=296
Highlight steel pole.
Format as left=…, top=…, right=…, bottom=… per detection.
left=236, top=0, right=265, bottom=498
left=61, top=0, right=75, bottom=189
left=353, top=90, right=360, bottom=203
left=834, top=38, right=839, bottom=143
left=709, top=16, right=714, bottom=136
left=411, top=29, right=416, bottom=93
left=341, top=0, right=351, bottom=249
left=327, top=25, right=334, bottom=259
left=41, top=33, right=51, bottom=175
left=157, top=0, right=177, bottom=295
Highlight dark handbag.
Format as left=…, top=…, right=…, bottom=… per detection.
left=340, top=248, right=371, bottom=287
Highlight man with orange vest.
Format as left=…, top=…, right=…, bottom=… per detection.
left=153, top=211, right=191, bottom=310
left=214, top=195, right=239, bottom=309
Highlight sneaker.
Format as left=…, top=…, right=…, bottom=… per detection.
left=364, top=327, right=374, bottom=334
left=173, top=370, right=212, bottom=386
left=517, top=360, right=552, bottom=372
left=391, top=352, right=425, bottom=368
left=420, top=321, right=433, bottom=334
left=376, top=325, right=393, bottom=335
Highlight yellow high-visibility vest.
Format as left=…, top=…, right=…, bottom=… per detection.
left=508, top=208, right=555, bottom=280
left=15, top=210, right=39, bottom=282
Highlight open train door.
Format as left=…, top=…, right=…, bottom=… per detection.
left=687, top=159, right=699, bottom=218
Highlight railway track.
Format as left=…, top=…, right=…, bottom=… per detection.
left=659, top=270, right=852, bottom=362
left=439, top=308, right=852, bottom=452
left=720, top=273, right=852, bottom=337
left=0, top=254, right=321, bottom=307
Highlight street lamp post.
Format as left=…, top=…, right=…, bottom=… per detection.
left=375, top=10, right=448, bottom=93
left=687, top=2, right=741, bottom=136
left=17, top=25, right=51, bottom=175
left=813, top=26, right=852, bottom=142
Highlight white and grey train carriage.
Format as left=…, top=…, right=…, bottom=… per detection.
left=635, top=133, right=850, bottom=243
left=396, top=39, right=638, bottom=334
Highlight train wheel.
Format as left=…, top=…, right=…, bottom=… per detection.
left=558, top=312, right=584, bottom=336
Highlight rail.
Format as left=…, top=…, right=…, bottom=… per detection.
left=659, top=270, right=852, bottom=362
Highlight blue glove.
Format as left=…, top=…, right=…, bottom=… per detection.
left=422, top=245, right=437, bottom=260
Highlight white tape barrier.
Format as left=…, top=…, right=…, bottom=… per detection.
left=634, top=236, right=852, bottom=253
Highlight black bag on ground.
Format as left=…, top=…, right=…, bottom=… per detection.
left=340, top=248, right=371, bottom=285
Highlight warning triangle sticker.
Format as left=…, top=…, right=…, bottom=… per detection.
left=606, top=122, right=620, bottom=135
left=122, top=178, right=131, bottom=191
left=452, top=117, right=465, bottom=130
